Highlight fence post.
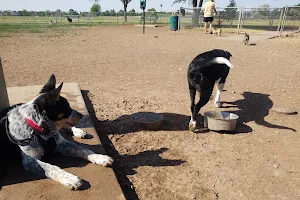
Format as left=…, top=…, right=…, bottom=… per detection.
left=280, top=6, right=287, bottom=37
left=277, top=8, right=284, bottom=35
left=116, top=12, right=118, bottom=25
left=0, top=57, right=10, bottom=111
left=237, top=7, right=243, bottom=34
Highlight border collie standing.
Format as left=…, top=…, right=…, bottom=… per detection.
left=187, top=49, right=233, bottom=131
left=0, top=74, right=113, bottom=190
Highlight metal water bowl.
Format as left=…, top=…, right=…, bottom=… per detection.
left=204, top=111, right=239, bottom=132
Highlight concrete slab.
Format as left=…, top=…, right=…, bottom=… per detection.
left=0, top=83, right=125, bottom=200
left=134, top=24, right=160, bottom=28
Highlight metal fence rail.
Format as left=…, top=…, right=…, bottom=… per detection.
left=238, top=7, right=283, bottom=32
left=1, top=7, right=299, bottom=36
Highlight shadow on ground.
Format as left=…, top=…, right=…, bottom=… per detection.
left=223, top=91, right=296, bottom=132
left=81, top=90, right=186, bottom=200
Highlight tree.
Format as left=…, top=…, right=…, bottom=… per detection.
left=289, top=4, right=300, bottom=17
left=103, top=10, right=110, bottom=16
left=224, top=0, right=237, bottom=24
left=118, top=9, right=124, bottom=16
left=148, top=8, right=156, bottom=12
left=45, top=10, right=52, bottom=17
left=173, top=0, right=204, bottom=25
left=128, top=8, right=136, bottom=16
left=173, top=0, right=203, bottom=7
left=110, top=9, right=116, bottom=16
left=120, top=0, right=132, bottom=22
left=19, top=9, right=31, bottom=16
left=90, top=3, right=101, bottom=13
left=257, top=4, right=270, bottom=17
left=68, top=9, right=78, bottom=15
left=3, top=10, right=11, bottom=16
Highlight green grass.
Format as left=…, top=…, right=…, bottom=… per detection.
left=0, top=33, right=12, bottom=38
left=0, top=15, right=298, bottom=33
left=0, top=22, right=120, bottom=33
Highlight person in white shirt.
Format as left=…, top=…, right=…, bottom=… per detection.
left=203, top=0, right=217, bottom=34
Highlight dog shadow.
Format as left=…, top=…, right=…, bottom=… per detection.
left=222, top=92, right=296, bottom=132
left=115, top=147, right=185, bottom=176
left=97, top=112, right=193, bottom=135
left=89, top=106, right=250, bottom=135
left=81, top=90, right=187, bottom=200
left=81, top=90, right=253, bottom=136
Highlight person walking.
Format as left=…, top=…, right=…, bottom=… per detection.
left=203, top=0, right=217, bottom=34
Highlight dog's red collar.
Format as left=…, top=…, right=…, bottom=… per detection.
left=25, top=118, right=45, bottom=134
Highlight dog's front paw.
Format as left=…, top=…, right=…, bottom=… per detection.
left=71, top=127, right=87, bottom=138
left=189, top=120, right=196, bottom=132
left=88, top=154, right=113, bottom=167
left=61, top=173, right=83, bottom=190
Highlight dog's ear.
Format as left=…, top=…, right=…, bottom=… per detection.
left=34, top=82, right=63, bottom=110
left=40, top=74, right=56, bottom=94
left=226, top=51, right=232, bottom=59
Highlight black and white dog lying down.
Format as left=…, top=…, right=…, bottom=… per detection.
left=0, top=74, right=113, bottom=190
left=187, top=49, right=233, bottom=131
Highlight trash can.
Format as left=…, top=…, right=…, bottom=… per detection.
left=170, top=15, right=179, bottom=31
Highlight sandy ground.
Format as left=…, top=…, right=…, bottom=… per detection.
left=1, top=25, right=300, bottom=200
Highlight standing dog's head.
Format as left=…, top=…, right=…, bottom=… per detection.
left=32, top=74, right=73, bottom=129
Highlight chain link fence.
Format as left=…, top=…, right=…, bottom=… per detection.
left=0, top=10, right=172, bottom=25
left=238, top=7, right=282, bottom=32
left=280, top=6, right=300, bottom=34
left=1, top=7, right=299, bottom=36
left=180, top=6, right=300, bottom=35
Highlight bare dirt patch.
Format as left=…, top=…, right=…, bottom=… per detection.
left=1, top=26, right=300, bottom=199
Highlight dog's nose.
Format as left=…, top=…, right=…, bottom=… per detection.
left=66, top=110, right=83, bottom=126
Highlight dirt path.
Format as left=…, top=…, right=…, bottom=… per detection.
left=1, top=26, right=299, bottom=200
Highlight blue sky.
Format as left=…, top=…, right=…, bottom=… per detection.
left=1, top=0, right=299, bottom=12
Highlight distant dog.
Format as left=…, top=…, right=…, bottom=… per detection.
left=243, top=32, right=249, bottom=45
left=212, top=28, right=222, bottom=36
left=0, top=74, right=113, bottom=190
left=67, top=17, right=72, bottom=23
left=187, top=49, right=233, bottom=131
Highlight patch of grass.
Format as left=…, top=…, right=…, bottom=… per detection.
left=0, top=23, right=58, bottom=33
left=0, top=22, right=118, bottom=34
left=0, top=34, right=12, bottom=38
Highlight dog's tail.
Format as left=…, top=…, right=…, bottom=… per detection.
left=213, top=57, right=233, bottom=68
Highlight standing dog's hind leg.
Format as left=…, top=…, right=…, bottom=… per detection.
left=189, top=87, right=197, bottom=131
left=214, top=81, right=225, bottom=108
left=190, top=88, right=213, bottom=132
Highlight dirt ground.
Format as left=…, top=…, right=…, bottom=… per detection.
left=1, top=25, right=300, bottom=200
